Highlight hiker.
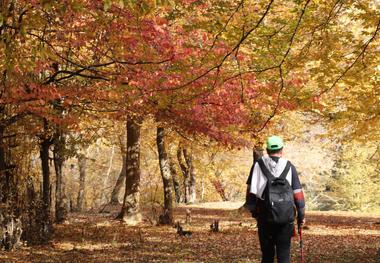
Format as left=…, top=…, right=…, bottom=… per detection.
left=245, top=136, right=305, bottom=263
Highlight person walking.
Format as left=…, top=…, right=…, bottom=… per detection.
left=246, top=136, right=305, bottom=263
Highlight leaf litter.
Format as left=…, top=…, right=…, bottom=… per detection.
left=0, top=206, right=378, bottom=262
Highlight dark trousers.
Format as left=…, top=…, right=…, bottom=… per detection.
left=257, top=220, right=294, bottom=263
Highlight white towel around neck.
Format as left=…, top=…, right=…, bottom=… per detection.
left=249, top=156, right=292, bottom=199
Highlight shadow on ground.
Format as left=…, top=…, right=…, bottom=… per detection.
left=0, top=206, right=379, bottom=262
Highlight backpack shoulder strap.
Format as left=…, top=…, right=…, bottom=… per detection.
left=258, top=158, right=275, bottom=181
left=279, top=161, right=291, bottom=180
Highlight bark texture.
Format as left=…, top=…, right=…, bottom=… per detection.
left=77, top=153, right=87, bottom=212
left=100, top=146, right=115, bottom=204
left=53, top=130, right=68, bottom=223
left=156, top=127, right=173, bottom=225
left=39, top=134, right=53, bottom=241
left=253, top=146, right=264, bottom=163
left=0, top=126, right=15, bottom=204
left=0, top=126, right=7, bottom=203
left=0, top=211, right=22, bottom=250
left=177, top=146, right=196, bottom=204
left=110, top=155, right=126, bottom=204
left=118, top=119, right=142, bottom=225
left=177, top=146, right=190, bottom=203
left=169, top=155, right=182, bottom=203
left=183, top=149, right=196, bottom=204
left=40, top=138, right=51, bottom=219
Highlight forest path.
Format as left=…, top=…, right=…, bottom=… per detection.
left=0, top=205, right=379, bottom=262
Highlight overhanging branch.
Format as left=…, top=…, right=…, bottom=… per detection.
left=320, top=18, right=380, bottom=95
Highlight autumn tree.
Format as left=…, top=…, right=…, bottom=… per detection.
left=1, top=0, right=379, bottom=247
left=156, top=127, right=174, bottom=224
left=117, top=118, right=142, bottom=224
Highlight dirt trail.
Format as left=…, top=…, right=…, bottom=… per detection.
left=0, top=205, right=379, bottom=262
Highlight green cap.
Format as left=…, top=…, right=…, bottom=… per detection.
left=266, top=136, right=284, bottom=150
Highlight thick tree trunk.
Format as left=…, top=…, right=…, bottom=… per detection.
left=117, top=118, right=142, bottom=225
left=110, top=155, right=126, bottom=204
left=177, top=146, right=190, bottom=203
left=53, top=130, right=68, bottom=223
left=77, top=153, right=87, bottom=212
left=156, top=127, right=173, bottom=225
left=169, top=155, right=181, bottom=203
left=183, top=149, right=196, bottom=204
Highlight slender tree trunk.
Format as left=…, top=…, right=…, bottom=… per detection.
left=0, top=126, right=7, bottom=203
left=177, top=146, right=190, bottom=203
left=183, top=148, right=196, bottom=204
left=169, top=155, right=181, bottom=203
left=40, top=138, right=51, bottom=218
left=39, top=133, right=53, bottom=241
left=53, top=130, right=68, bottom=223
left=110, top=130, right=127, bottom=204
left=100, top=145, right=115, bottom=204
left=117, top=118, right=142, bottom=225
left=0, top=126, right=23, bottom=250
left=212, top=179, right=228, bottom=201
left=253, top=146, right=264, bottom=163
left=200, top=179, right=205, bottom=201
left=77, top=153, right=87, bottom=212
left=0, top=126, right=14, bottom=203
left=110, top=155, right=126, bottom=204
left=156, top=127, right=173, bottom=225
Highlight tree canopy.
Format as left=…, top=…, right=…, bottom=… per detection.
left=0, top=0, right=379, bottom=251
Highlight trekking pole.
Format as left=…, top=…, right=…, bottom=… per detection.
left=298, top=224, right=305, bottom=263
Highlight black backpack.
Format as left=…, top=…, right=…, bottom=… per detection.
left=258, top=158, right=295, bottom=224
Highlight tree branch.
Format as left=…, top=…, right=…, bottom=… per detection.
left=320, top=18, right=380, bottom=95
left=205, top=0, right=244, bottom=56
left=159, top=0, right=275, bottom=92
left=279, top=0, right=311, bottom=66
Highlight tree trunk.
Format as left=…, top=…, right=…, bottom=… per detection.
left=100, top=145, right=115, bottom=204
left=200, top=179, right=205, bottom=201
left=0, top=126, right=14, bottom=204
left=183, top=148, right=196, bottom=204
left=0, top=126, right=23, bottom=250
left=253, top=146, right=264, bottom=163
left=212, top=178, right=228, bottom=201
left=169, top=155, right=181, bottom=203
left=110, top=155, right=126, bottom=204
left=53, top=130, right=68, bottom=223
left=40, top=138, right=51, bottom=219
left=177, top=146, right=190, bottom=203
left=117, top=118, right=142, bottom=225
left=156, top=127, right=173, bottom=225
left=77, top=153, right=87, bottom=212
left=39, top=133, right=53, bottom=241
left=0, top=126, right=7, bottom=203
